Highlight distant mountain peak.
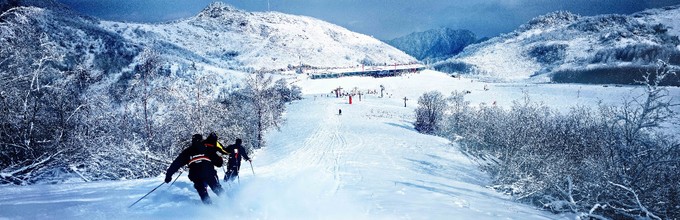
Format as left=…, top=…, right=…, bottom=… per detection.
left=197, top=1, right=244, bottom=19
left=387, top=27, right=477, bottom=61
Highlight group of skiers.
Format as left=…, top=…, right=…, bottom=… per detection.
left=164, top=132, right=251, bottom=204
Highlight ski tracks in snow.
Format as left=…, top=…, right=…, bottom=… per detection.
left=257, top=97, right=354, bottom=196
left=294, top=101, right=351, bottom=195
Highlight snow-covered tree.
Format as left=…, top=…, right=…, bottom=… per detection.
left=441, top=90, right=471, bottom=138
left=244, top=73, right=283, bottom=149
left=220, top=73, right=302, bottom=150
left=127, top=47, right=164, bottom=151
left=273, top=78, right=302, bottom=103
left=596, top=61, right=679, bottom=219
left=428, top=62, right=679, bottom=219
left=414, top=91, right=446, bottom=135
left=0, top=28, right=70, bottom=184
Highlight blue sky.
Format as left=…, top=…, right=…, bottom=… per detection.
left=57, top=0, right=680, bottom=40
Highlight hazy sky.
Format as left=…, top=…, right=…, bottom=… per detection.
left=57, top=0, right=680, bottom=40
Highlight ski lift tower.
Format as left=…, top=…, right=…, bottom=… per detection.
left=335, top=86, right=343, bottom=98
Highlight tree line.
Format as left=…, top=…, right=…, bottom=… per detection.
left=0, top=35, right=302, bottom=185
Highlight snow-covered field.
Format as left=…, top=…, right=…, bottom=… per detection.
left=1, top=70, right=678, bottom=220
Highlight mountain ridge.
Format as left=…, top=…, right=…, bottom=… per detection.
left=387, top=27, right=477, bottom=62
left=99, top=2, right=417, bottom=72
left=433, top=7, right=680, bottom=85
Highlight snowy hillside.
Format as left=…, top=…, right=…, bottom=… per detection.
left=434, top=7, right=680, bottom=85
left=0, top=4, right=140, bottom=76
left=100, top=2, right=417, bottom=72
left=387, top=28, right=478, bottom=62
left=3, top=70, right=677, bottom=219
left=635, top=5, right=680, bottom=38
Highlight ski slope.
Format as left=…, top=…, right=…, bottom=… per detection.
left=3, top=70, right=678, bottom=220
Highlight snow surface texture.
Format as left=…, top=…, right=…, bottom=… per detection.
left=3, top=71, right=677, bottom=219
left=99, top=2, right=416, bottom=72
left=436, top=7, right=680, bottom=82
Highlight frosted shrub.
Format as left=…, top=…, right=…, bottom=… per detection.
left=519, top=11, right=580, bottom=32
left=528, top=43, right=567, bottom=64
left=414, top=91, right=446, bottom=135
left=432, top=61, right=477, bottom=74
left=0, top=43, right=300, bottom=184
left=441, top=91, right=472, bottom=140
left=450, top=97, right=677, bottom=219
left=427, top=63, right=679, bottom=219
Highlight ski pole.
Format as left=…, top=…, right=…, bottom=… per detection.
left=237, top=163, right=241, bottom=185
left=169, top=170, right=183, bottom=187
left=128, top=181, right=165, bottom=208
left=249, top=160, right=255, bottom=176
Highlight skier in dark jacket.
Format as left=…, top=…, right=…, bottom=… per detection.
left=224, top=138, right=251, bottom=182
left=165, top=134, right=224, bottom=204
left=204, top=132, right=229, bottom=156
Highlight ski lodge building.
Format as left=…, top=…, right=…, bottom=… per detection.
left=308, top=64, right=426, bottom=79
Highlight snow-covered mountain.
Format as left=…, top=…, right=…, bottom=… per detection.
left=99, top=2, right=416, bottom=72
left=2, top=1, right=416, bottom=76
left=434, top=6, right=680, bottom=85
left=387, top=28, right=477, bottom=62
left=0, top=1, right=140, bottom=76
left=0, top=0, right=67, bottom=13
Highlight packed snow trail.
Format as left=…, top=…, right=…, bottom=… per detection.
left=250, top=90, right=555, bottom=219
left=3, top=70, right=671, bottom=219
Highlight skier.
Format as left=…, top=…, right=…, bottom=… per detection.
left=165, top=134, right=224, bottom=204
left=204, top=132, right=229, bottom=156
left=224, top=139, right=252, bottom=182
left=339, top=109, right=342, bottom=115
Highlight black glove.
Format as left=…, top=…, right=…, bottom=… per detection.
left=165, top=175, right=172, bottom=183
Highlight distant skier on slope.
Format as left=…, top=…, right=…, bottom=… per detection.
left=165, top=134, right=224, bottom=204
left=224, top=138, right=252, bottom=182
